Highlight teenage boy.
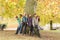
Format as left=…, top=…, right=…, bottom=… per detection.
left=27, top=14, right=33, bottom=35
left=15, top=14, right=22, bottom=34
left=20, top=13, right=27, bottom=34
left=32, top=14, right=41, bottom=37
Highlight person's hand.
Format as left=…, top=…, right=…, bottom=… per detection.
left=27, top=23, right=28, bottom=24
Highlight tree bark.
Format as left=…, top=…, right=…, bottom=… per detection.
left=24, top=0, right=37, bottom=15
left=50, top=20, right=53, bottom=30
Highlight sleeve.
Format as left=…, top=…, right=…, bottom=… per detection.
left=32, top=18, right=35, bottom=27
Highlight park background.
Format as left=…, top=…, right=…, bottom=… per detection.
left=0, top=0, right=60, bottom=30
left=0, top=0, right=60, bottom=40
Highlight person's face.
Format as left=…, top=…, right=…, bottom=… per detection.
left=29, top=15, right=31, bottom=17
left=23, top=13, right=26, bottom=16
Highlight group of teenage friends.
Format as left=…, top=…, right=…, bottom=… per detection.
left=15, top=13, right=41, bottom=38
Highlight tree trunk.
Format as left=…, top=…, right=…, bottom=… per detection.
left=24, top=0, right=37, bottom=15
left=50, top=20, right=53, bottom=30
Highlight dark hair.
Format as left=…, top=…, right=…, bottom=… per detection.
left=19, top=14, right=22, bottom=17
left=38, top=18, right=40, bottom=22
left=16, top=16, right=18, bottom=18
left=36, top=16, right=40, bottom=22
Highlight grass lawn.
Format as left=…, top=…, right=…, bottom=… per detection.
left=0, top=30, right=60, bottom=40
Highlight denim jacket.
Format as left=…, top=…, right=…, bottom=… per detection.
left=22, top=16, right=27, bottom=23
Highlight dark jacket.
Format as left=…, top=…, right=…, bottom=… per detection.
left=27, top=17, right=32, bottom=26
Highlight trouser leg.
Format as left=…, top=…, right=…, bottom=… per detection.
left=20, top=22, right=24, bottom=33
left=35, top=25, right=40, bottom=37
left=20, top=24, right=22, bottom=33
left=30, top=25, right=33, bottom=35
left=23, top=23, right=27, bottom=34
left=36, top=27, right=40, bottom=37
left=16, top=27, right=20, bottom=34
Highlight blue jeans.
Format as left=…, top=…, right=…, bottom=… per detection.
left=16, top=23, right=22, bottom=34
left=20, top=22, right=27, bottom=34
